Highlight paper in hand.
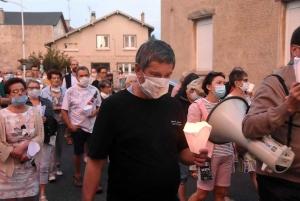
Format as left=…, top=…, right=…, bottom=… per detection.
left=27, top=141, right=40, bottom=158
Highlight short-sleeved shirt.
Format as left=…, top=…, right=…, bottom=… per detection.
left=61, top=84, right=101, bottom=133
left=88, top=89, right=188, bottom=199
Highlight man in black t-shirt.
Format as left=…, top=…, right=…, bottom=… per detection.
left=82, top=40, right=208, bottom=201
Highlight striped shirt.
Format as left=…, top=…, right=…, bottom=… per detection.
left=202, top=98, right=234, bottom=157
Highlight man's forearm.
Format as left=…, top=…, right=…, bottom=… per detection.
left=82, top=158, right=105, bottom=201
left=179, top=148, right=194, bottom=165
left=61, top=109, right=72, bottom=129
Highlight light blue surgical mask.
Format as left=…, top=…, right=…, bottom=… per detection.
left=26, top=77, right=34, bottom=82
left=213, top=85, right=226, bottom=99
left=11, top=95, right=28, bottom=106
left=4, top=74, right=14, bottom=82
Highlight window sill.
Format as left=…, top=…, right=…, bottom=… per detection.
left=96, top=48, right=110, bottom=51
left=193, top=69, right=212, bottom=76
left=64, top=49, right=79, bottom=52
left=123, top=48, right=137, bottom=51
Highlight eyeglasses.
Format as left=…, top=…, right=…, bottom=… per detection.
left=71, top=64, right=78, bottom=66
left=105, top=85, right=112, bottom=88
left=11, top=88, right=26, bottom=94
left=100, top=71, right=107, bottom=74
left=241, top=78, right=248, bottom=82
left=31, top=69, right=39, bottom=72
left=2, top=72, right=13, bottom=76
left=28, top=86, right=40, bottom=90
left=51, top=77, right=61, bottom=80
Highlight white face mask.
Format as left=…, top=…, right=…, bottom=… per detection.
left=91, top=73, right=97, bottom=77
left=28, top=89, right=41, bottom=99
left=101, top=91, right=110, bottom=99
left=190, top=91, right=201, bottom=101
left=17, top=75, right=23, bottom=78
left=43, top=75, right=47, bottom=79
left=239, top=82, right=250, bottom=92
left=51, top=86, right=61, bottom=92
left=139, top=74, right=169, bottom=99
left=79, top=77, right=90, bottom=87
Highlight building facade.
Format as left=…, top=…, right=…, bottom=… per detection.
left=0, top=9, right=68, bottom=70
left=45, top=10, right=154, bottom=86
left=161, top=0, right=300, bottom=89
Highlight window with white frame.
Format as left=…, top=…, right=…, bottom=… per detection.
left=285, top=1, right=300, bottom=64
left=124, top=35, right=137, bottom=49
left=64, top=43, right=78, bottom=50
left=196, top=17, right=213, bottom=71
left=117, top=63, right=135, bottom=73
left=97, top=35, right=109, bottom=49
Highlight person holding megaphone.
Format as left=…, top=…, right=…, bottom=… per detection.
left=187, top=72, right=234, bottom=201
left=226, top=70, right=259, bottom=199
left=243, top=26, right=300, bottom=201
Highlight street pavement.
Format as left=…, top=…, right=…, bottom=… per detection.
left=1, top=140, right=258, bottom=201
left=45, top=141, right=258, bottom=201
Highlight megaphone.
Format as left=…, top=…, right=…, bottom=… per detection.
left=206, top=96, right=295, bottom=173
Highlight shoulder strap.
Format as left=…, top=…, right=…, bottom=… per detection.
left=196, top=98, right=209, bottom=121
left=271, top=74, right=294, bottom=147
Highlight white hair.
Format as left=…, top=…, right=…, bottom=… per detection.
left=1, top=66, right=14, bottom=72
left=125, top=74, right=137, bottom=83
left=187, top=78, right=205, bottom=97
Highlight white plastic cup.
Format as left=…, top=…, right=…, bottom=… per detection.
left=294, top=57, right=300, bottom=83
left=83, top=105, right=93, bottom=116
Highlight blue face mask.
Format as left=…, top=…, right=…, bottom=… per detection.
left=213, top=85, right=226, bottom=99
left=11, top=95, right=28, bottom=106
left=4, top=74, right=14, bottom=82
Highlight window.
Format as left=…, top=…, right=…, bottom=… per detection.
left=196, top=17, right=213, bottom=71
left=117, top=63, right=135, bottom=73
left=285, top=1, right=300, bottom=64
left=97, top=35, right=109, bottom=49
left=64, top=43, right=78, bottom=50
left=124, top=35, right=136, bottom=49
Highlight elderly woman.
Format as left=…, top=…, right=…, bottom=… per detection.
left=25, top=71, right=34, bottom=82
left=124, top=74, right=137, bottom=88
left=171, top=71, right=190, bottom=97
left=26, top=79, right=56, bottom=201
left=99, top=79, right=112, bottom=100
left=41, top=69, right=67, bottom=180
left=0, top=78, right=44, bottom=201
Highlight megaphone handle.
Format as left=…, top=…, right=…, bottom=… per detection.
left=261, top=163, right=272, bottom=173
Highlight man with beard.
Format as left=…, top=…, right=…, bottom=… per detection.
left=62, top=60, right=79, bottom=89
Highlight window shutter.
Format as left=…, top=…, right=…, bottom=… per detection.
left=285, top=1, right=300, bottom=64
left=196, top=18, right=213, bottom=71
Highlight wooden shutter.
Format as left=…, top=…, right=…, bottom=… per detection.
left=196, top=18, right=213, bottom=71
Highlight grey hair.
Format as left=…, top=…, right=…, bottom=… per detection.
left=135, top=40, right=175, bottom=71
left=26, top=79, right=40, bottom=87
left=187, top=78, right=205, bottom=97
left=76, top=66, right=89, bottom=75
left=125, top=74, right=137, bottom=83
left=99, top=79, right=111, bottom=90
left=1, top=66, right=14, bottom=73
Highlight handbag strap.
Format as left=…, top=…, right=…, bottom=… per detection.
left=271, top=74, right=294, bottom=147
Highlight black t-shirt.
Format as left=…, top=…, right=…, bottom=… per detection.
left=88, top=89, right=188, bottom=200
left=92, top=80, right=100, bottom=89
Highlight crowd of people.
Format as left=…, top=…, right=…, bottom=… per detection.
left=0, top=26, right=300, bottom=201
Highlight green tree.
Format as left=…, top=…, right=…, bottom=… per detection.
left=150, top=34, right=156, bottom=40
left=28, top=48, right=72, bottom=72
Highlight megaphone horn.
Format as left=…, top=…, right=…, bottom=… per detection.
left=206, top=96, right=295, bottom=174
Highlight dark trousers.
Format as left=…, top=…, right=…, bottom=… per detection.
left=257, top=174, right=300, bottom=201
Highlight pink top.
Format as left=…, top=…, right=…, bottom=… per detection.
left=187, top=98, right=215, bottom=158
